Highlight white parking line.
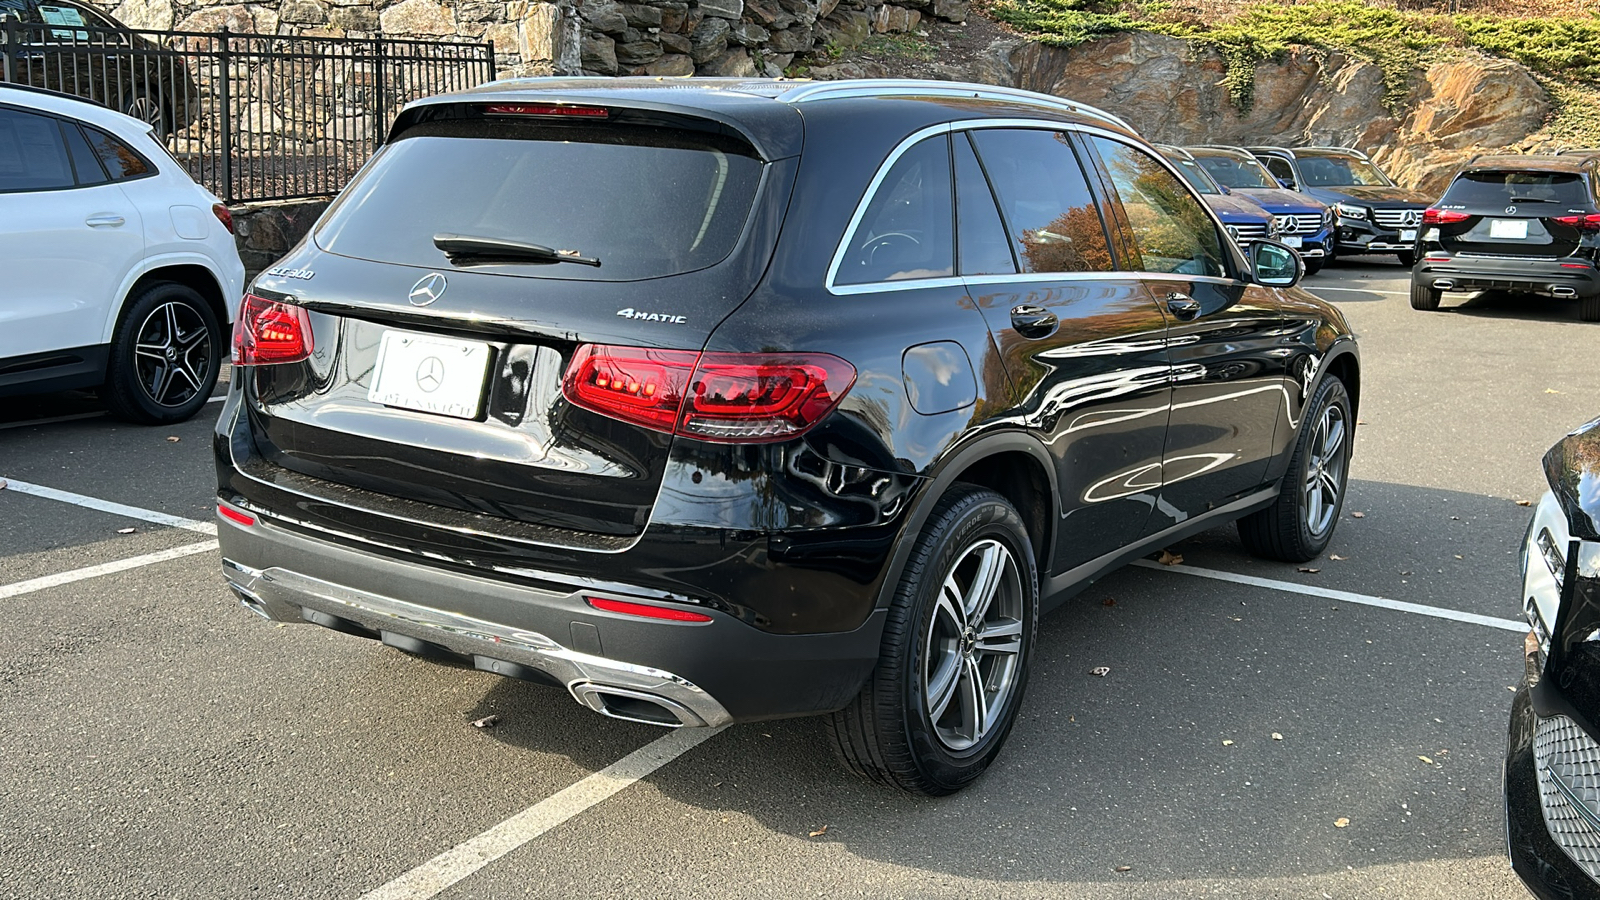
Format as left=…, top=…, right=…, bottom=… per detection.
left=1132, top=558, right=1526, bottom=632
left=2, top=478, right=216, bottom=535
left=1310, top=285, right=1412, bottom=298
left=359, top=725, right=727, bottom=900
left=0, top=540, right=219, bottom=600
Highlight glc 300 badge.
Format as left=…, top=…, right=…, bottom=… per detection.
left=266, top=266, right=315, bottom=280
left=409, top=273, right=448, bottom=307
left=616, top=308, right=687, bottom=324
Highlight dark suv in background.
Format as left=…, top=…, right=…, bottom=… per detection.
left=1412, top=153, right=1600, bottom=321
left=215, top=78, right=1359, bottom=795
left=1187, top=145, right=1333, bottom=273
left=1250, top=146, right=1433, bottom=266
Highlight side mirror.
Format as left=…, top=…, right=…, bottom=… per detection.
left=1249, top=240, right=1304, bottom=288
left=1275, top=177, right=1296, bottom=190
left=1218, top=184, right=1233, bottom=195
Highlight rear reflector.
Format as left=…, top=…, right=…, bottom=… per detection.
left=562, top=345, right=856, bottom=444
left=218, top=504, right=255, bottom=527
left=1561, top=262, right=1594, bottom=269
left=586, top=596, right=713, bottom=623
left=1422, top=208, right=1470, bottom=225
left=1553, top=213, right=1600, bottom=232
left=233, top=294, right=313, bottom=365
left=211, top=203, right=235, bottom=234
left=484, top=103, right=609, bottom=119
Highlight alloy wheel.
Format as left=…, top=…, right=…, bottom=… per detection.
left=133, top=301, right=212, bottom=408
left=1301, top=402, right=1348, bottom=537
left=922, top=538, right=1024, bottom=752
left=125, top=95, right=162, bottom=128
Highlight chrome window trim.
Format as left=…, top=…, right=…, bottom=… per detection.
left=825, top=118, right=1247, bottom=297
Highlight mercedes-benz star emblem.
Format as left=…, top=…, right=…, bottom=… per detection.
left=409, top=273, right=448, bottom=307
left=1403, top=210, right=1421, bottom=227
left=415, top=356, right=445, bottom=393
left=1506, top=205, right=1518, bottom=215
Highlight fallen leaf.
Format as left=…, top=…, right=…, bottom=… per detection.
left=471, top=715, right=500, bottom=729
left=0, top=479, right=7, bottom=490
left=1454, top=555, right=1463, bottom=560
left=166, top=436, right=180, bottom=443
left=1090, top=666, right=1111, bottom=677
left=1547, top=389, right=1564, bottom=394
left=116, top=527, right=135, bottom=534
left=1222, top=739, right=1234, bottom=746
left=808, top=825, right=829, bottom=837
left=1330, top=554, right=1347, bottom=561
left=1400, top=571, right=1413, bottom=576
left=1515, top=500, right=1532, bottom=507
left=1102, top=598, right=1117, bottom=607
left=1115, top=865, right=1133, bottom=873
left=1418, top=755, right=1434, bottom=765
left=1272, top=732, right=1284, bottom=741
left=1350, top=511, right=1365, bottom=519
left=1298, top=567, right=1320, bottom=574
left=1157, top=549, right=1183, bottom=566
left=1334, top=817, right=1350, bottom=828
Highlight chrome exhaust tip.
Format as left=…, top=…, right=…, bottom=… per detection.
left=570, top=683, right=707, bottom=728
left=1432, top=279, right=1455, bottom=290
left=228, top=582, right=273, bottom=620
left=1551, top=286, right=1578, bottom=298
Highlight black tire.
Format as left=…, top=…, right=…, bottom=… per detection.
left=1396, top=250, right=1416, bottom=268
left=1238, top=376, right=1353, bottom=563
left=826, top=485, right=1038, bottom=796
left=1303, top=257, right=1323, bottom=276
left=103, top=282, right=222, bottom=425
left=1582, top=294, right=1600, bottom=323
left=1410, top=280, right=1442, bottom=311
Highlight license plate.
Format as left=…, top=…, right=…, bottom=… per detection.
left=368, top=330, right=492, bottom=420
left=1489, top=219, right=1529, bottom=240
left=1399, top=229, right=1417, bottom=241
left=1281, top=236, right=1302, bottom=248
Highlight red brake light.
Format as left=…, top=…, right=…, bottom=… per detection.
left=484, top=103, right=609, bottom=119
left=586, top=596, right=713, bottom=623
left=1422, top=208, right=1470, bottom=225
left=218, top=504, right=256, bottom=527
left=561, top=345, right=856, bottom=443
left=232, top=294, right=313, bottom=365
left=211, top=203, right=235, bottom=234
left=1553, top=213, right=1600, bottom=232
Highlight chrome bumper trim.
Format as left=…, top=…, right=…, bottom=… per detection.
left=221, top=558, right=733, bottom=728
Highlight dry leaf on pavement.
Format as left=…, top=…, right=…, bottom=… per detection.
left=1272, top=733, right=1284, bottom=741
left=1298, top=567, right=1320, bottom=574
left=1350, top=511, right=1365, bottom=518
left=1090, top=666, right=1110, bottom=677
left=1115, top=866, right=1133, bottom=873
left=1102, top=598, right=1116, bottom=607
left=166, top=436, right=180, bottom=443
left=1157, top=550, right=1183, bottom=566
left=1334, top=817, right=1350, bottom=828
left=471, top=715, right=500, bottom=729
left=1418, top=755, right=1434, bottom=765
left=1330, top=554, right=1347, bottom=561
left=1222, top=739, right=1234, bottom=746
left=116, top=527, right=135, bottom=534
left=1516, top=500, right=1532, bottom=507
left=809, top=825, right=829, bottom=837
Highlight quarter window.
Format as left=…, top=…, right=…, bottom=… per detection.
left=0, top=107, right=74, bottom=192
left=1091, top=137, right=1227, bottom=278
left=969, top=128, right=1113, bottom=274
left=836, top=135, right=954, bottom=286
left=83, top=126, right=151, bottom=180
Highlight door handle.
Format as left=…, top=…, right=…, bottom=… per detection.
left=1165, top=292, right=1202, bottom=321
left=1010, top=304, right=1058, bottom=339
left=85, top=215, right=126, bottom=228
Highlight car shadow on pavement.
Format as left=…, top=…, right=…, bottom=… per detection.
left=1443, top=290, right=1592, bottom=324
left=462, top=477, right=1525, bottom=887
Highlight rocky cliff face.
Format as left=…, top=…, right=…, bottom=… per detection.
left=953, top=31, right=1552, bottom=194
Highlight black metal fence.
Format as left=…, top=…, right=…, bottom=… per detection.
left=0, top=19, right=495, bottom=202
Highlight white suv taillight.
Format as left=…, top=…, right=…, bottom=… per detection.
left=232, top=294, right=313, bottom=365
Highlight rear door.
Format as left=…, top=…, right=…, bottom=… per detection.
left=1434, top=169, right=1597, bottom=259
left=961, top=126, right=1171, bottom=573
left=1084, top=135, right=1286, bottom=530
left=0, top=104, right=141, bottom=361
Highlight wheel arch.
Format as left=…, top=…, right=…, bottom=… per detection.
left=103, top=259, right=231, bottom=345
left=1319, top=339, right=1361, bottom=423
left=874, top=432, right=1058, bottom=611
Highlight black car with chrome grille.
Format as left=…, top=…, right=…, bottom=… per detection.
left=214, top=77, right=1358, bottom=795
left=1508, top=415, right=1600, bottom=898
left=1411, top=153, right=1600, bottom=321
left=1248, top=146, right=1433, bottom=266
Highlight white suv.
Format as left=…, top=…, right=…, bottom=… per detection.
left=0, top=83, right=244, bottom=423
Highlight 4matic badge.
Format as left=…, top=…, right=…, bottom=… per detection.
left=616, top=308, right=687, bottom=325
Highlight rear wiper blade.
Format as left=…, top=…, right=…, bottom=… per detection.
left=432, top=233, right=601, bottom=267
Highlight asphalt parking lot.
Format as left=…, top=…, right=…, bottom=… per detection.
left=3, top=257, right=1597, bottom=900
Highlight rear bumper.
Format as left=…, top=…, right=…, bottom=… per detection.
left=1416, top=255, right=1600, bottom=297
left=216, top=507, right=886, bottom=725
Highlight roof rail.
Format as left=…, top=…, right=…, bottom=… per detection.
left=1303, top=145, right=1367, bottom=158
left=779, top=79, right=1134, bottom=132
left=1557, top=147, right=1600, bottom=156
left=0, top=81, right=110, bottom=111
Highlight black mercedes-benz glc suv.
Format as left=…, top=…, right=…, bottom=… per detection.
left=1412, top=153, right=1600, bottom=321
left=214, top=78, right=1360, bottom=795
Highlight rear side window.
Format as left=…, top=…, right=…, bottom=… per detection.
left=953, top=133, right=1015, bottom=276
left=1091, top=137, right=1226, bottom=278
left=0, top=107, right=73, bottom=191
left=1261, top=156, right=1295, bottom=185
left=1443, top=171, right=1593, bottom=209
left=83, top=126, right=151, bottom=180
left=970, top=128, right=1113, bottom=274
left=1196, top=154, right=1273, bottom=190
left=317, top=127, right=764, bottom=282
left=61, top=122, right=109, bottom=186
left=837, top=135, right=954, bottom=285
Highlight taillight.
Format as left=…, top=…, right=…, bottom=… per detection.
left=211, top=203, right=234, bottom=234
left=1553, top=213, right=1600, bottom=232
left=232, top=294, right=313, bottom=365
left=562, top=344, right=856, bottom=443
left=586, top=596, right=713, bottom=623
left=1422, top=208, right=1470, bottom=225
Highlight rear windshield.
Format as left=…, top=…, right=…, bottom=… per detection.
left=1195, top=154, right=1272, bottom=189
left=315, top=128, right=763, bottom=281
left=1443, top=171, right=1592, bottom=208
